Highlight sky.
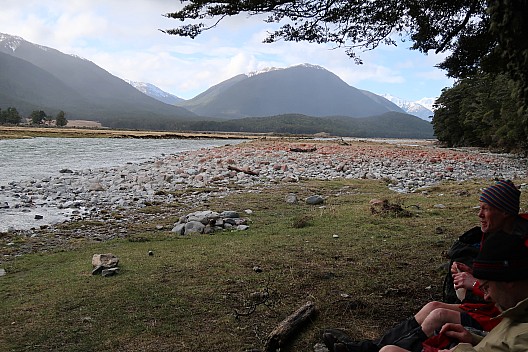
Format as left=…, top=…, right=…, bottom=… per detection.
left=1, top=0, right=455, bottom=104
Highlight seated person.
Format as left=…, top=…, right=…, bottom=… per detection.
left=323, top=180, right=528, bottom=352
left=379, top=231, right=528, bottom=352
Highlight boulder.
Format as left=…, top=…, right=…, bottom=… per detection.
left=306, top=195, right=324, bottom=205
left=92, top=253, right=119, bottom=275
left=184, top=221, right=206, bottom=234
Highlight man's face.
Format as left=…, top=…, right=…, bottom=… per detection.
left=478, top=202, right=510, bottom=233
left=479, top=280, right=515, bottom=312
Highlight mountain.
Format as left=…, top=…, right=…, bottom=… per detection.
left=0, top=33, right=198, bottom=129
left=0, top=32, right=433, bottom=137
left=125, top=80, right=185, bottom=105
left=178, top=64, right=406, bottom=119
left=381, top=94, right=434, bottom=121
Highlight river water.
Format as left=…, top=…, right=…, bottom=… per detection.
left=0, top=137, right=245, bottom=232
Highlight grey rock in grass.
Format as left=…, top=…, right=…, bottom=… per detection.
left=171, top=223, right=186, bottom=235
left=92, top=253, right=119, bottom=276
left=306, top=195, right=324, bottom=205
left=285, top=193, right=298, bottom=204
left=101, top=267, right=120, bottom=277
left=184, top=221, right=206, bottom=234
left=173, top=209, right=250, bottom=235
left=220, top=210, right=239, bottom=218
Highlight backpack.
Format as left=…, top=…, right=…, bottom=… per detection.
left=442, top=226, right=483, bottom=304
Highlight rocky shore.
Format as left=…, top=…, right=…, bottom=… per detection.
left=1, top=139, right=527, bottom=260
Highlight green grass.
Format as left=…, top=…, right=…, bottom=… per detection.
left=1, top=178, right=526, bottom=351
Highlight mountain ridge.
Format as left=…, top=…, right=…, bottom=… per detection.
left=1, top=32, right=434, bottom=138
left=0, top=32, right=198, bottom=128
left=178, top=64, right=406, bottom=119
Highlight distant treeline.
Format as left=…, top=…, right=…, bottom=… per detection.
left=0, top=107, right=68, bottom=126
left=433, top=73, right=528, bottom=152
left=176, top=112, right=434, bottom=139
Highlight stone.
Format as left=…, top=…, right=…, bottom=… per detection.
left=314, top=342, right=330, bottom=352
left=184, top=221, right=205, bottom=234
left=306, top=195, right=324, bottom=205
left=92, top=253, right=119, bottom=269
left=0, top=268, right=6, bottom=277
left=285, top=193, right=298, bottom=204
left=220, top=210, right=239, bottom=218
left=171, top=223, right=185, bottom=235
left=101, top=267, right=120, bottom=277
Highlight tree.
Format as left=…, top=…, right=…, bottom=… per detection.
left=55, top=110, right=68, bottom=127
left=433, top=73, right=528, bottom=151
left=30, top=110, right=47, bottom=125
left=2, top=107, right=22, bottom=125
left=163, top=0, right=528, bottom=109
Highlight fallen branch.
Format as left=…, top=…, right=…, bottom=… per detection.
left=227, top=165, right=260, bottom=176
left=264, top=301, right=317, bottom=352
left=289, top=147, right=317, bottom=152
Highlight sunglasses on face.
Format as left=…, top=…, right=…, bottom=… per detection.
left=479, top=280, right=490, bottom=295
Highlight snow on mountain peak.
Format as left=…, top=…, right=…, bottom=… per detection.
left=125, top=80, right=184, bottom=104
left=0, top=33, right=23, bottom=52
left=381, top=94, right=434, bottom=121
left=247, top=63, right=326, bottom=77
left=247, top=67, right=280, bottom=77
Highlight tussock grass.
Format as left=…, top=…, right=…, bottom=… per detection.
left=1, top=178, right=527, bottom=351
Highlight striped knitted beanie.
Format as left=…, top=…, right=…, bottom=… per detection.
left=473, top=232, right=528, bottom=281
left=479, top=180, right=520, bottom=215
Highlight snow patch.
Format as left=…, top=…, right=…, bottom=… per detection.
left=381, top=94, right=434, bottom=121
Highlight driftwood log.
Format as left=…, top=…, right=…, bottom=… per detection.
left=227, top=165, right=260, bottom=176
left=264, top=301, right=317, bottom=352
left=289, top=147, right=317, bottom=152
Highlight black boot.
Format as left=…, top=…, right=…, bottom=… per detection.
left=322, top=329, right=379, bottom=352
left=323, top=329, right=355, bottom=351
left=391, top=327, right=428, bottom=352
left=374, top=317, right=420, bottom=347
left=322, top=317, right=420, bottom=352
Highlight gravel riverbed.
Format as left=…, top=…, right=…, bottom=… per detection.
left=1, top=139, right=527, bottom=261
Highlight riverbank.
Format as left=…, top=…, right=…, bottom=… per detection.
left=1, top=137, right=527, bottom=244
left=0, top=125, right=270, bottom=140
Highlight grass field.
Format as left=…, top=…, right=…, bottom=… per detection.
left=3, top=177, right=523, bottom=351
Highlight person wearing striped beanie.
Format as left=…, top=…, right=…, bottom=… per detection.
left=478, top=179, right=524, bottom=235
left=454, top=180, right=528, bottom=295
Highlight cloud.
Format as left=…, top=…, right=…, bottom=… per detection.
left=1, top=0, right=453, bottom=101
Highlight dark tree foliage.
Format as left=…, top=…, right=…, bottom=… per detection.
left=1, top=107, right=22, bottom=124
left=30, top=110, right=47, bottom=125
left=433, top=73, right=528, bottom=152
left=55, top=110, right=68, bottom=127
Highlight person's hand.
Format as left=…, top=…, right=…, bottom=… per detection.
left=451, top=262, right=473, bottom=274
left=440, top=323, right=474, bottom=345
left=453, top=271, right=477, bottom=290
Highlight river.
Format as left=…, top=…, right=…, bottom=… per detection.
left=0, top=137, right=245, bottom=232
